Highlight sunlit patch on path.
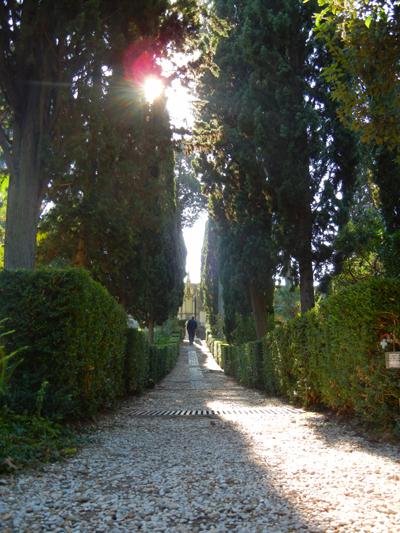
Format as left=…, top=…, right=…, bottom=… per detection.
left=1, top=339, right=399, bottom=532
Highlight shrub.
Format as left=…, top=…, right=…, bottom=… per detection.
left=207, top=335, right=263, bottom=389
left=266, top=312, right=321, bottom=405
left=0, top=319, right=26, bottom=398
left=268, top=278, right=400, bottom=428
left=262, top=335, right=277, bottom=395
left=125, top=329, right=150, bottom=394
left=150, top=332, right=180, bottom=384
left=312, top=278, right=400, bottom=426
left=221, top=344, right=240, bottom=379
left=207, top=278, right=400, bottom=432
left=126, top=328, right=181, bottom=390
left=0, top=269, right=127, bottom=419
left=238, top=340, right=263, bottom=389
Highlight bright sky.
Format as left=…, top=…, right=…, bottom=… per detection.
left=164, top=77, right=207, bottom=284
left=182, top=212, right=208, bottom=283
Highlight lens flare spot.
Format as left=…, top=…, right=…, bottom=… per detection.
left=143, top=76, right=164, bottom=104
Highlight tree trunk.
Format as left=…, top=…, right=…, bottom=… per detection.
left=249, top=280, right=274, bottom=339
left=265, top=277, right=274, bottom=329
left=148, top=320, right=154, bottom=344
left=4, top=114, right=43, bottom=270
left=74, top=234, right=87, bottom=267
left=4, top=81, right=47, bottom=271
left=297, top=210, right=315, bottom=314
left=298, top=254, right=315, bottom=313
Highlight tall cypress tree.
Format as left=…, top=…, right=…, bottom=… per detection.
left=38, top=86, right=186, bottom=330
left=201, top=219, right=220, bottom=335
left=236, top=0, right=319, bottom=313
left=196, top=0, right=277, bottom=337
left=0, top=0, right=200, bottom=269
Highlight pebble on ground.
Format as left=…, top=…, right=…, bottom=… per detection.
left=1, top=340, right=399, bottom=532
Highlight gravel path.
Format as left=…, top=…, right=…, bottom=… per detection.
left=1, top=340, right=399, bottom=532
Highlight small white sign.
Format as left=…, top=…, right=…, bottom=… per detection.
left=385, top=352, right=400, bottom=369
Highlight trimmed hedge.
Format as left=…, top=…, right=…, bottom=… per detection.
left=125, top=329, right=180, bottom=392
left=0, top=269, right=127, bottom=418
left=0, top=269, right=181, bottom=419
left=306, top=279, right=400, bottom=426
left=207, top=278, right=400, bottom=432
left=125, top=329, right=150, bottom=394
left=209, top=338, right=263, bottom=389
left=149, top=341, right=180, bottom=385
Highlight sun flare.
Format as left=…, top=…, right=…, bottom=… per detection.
left=143, top=75, right=164, bottom=104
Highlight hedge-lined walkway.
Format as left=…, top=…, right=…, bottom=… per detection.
left=1, top=341, right=400, bottom=532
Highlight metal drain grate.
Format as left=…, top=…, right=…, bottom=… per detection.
left=129, top=407, right=300, bottom=417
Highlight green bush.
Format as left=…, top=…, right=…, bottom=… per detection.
left=311, top=278, right=400, bottom=426
left=262, top=335, right=278, bottom=395
left=265, top=311, right=321, bottom=405
left=207, top=278, right=400, bottom=432
left=125, top=329, right=150, bottom=394
left=0, top=269, right=183, bottom=478
left=207, top=336, right=263, bottom=389
left=237, top=341, right=263, bottom=388
left=126, top=328, right=181, bottom=390
left=0, top=269, right=127, bottom=419
left=149, top=342, right=179, bottom=385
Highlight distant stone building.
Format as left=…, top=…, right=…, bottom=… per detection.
left=177, top=278, right=206, bottom=330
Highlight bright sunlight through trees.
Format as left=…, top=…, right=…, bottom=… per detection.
left=143, top=75, right=165, bottom=104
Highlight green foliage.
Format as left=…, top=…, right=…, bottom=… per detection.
left=197, top=0, right=355, bottom=316
left=0, top=409, right=80, bottom=474
left=208, top=337, right=263, bottom=389
left=274, top=286, right=301, bottom=323
left=265, top=310, right=321, bottom=406
left=209, top=278, right=400, bottom=433
left=311, top=1, right=400, bottom=241
left=38, top=94, right=186, bottom=329
left=125, top=327, right=181, bottom=393
left=230, top=314, right=257, bottom=345
left=155, top=318, right=184, bottom=341
left=0, top=320, right=26, bottom=398
left=149, top=341, right=180, bottom=387
left=0, top=269, right=127, bottom=419
left=125, top=330, right=150, bottom=395
left=0, top=322, right=180, bottom=474
left=313, top=1, right=400, bottom=155
left=312, top=278, right=400, bottom=425
left=240, top=341, right=264, bottom=389
left=0, top=268, right=182, bottom=423
left=329, top=177, right=400, bottom=284
left=381, top=230, right=400, bottom=278
left=196, top=1, right=278, bottom=334
left=0, top=0, right=204, bottom=270
left=176, top=154, right=207, bottom=228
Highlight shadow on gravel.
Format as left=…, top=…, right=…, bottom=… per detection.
left=193, top=340, right=400, bottom=463
left=169, top=418, right=318, bottom=531
left=125, top=341, right=398, bottom=531
left=144, top=343, right=321, bottom=531
left=2, top=342, right=399, bottom=533
left=304, top=413, right=400, bottom=463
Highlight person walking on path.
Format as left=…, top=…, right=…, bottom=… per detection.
left=186, top=315, right=197, bottom=345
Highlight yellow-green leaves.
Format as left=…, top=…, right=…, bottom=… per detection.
left=311, top=0, right=400, bottom=160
